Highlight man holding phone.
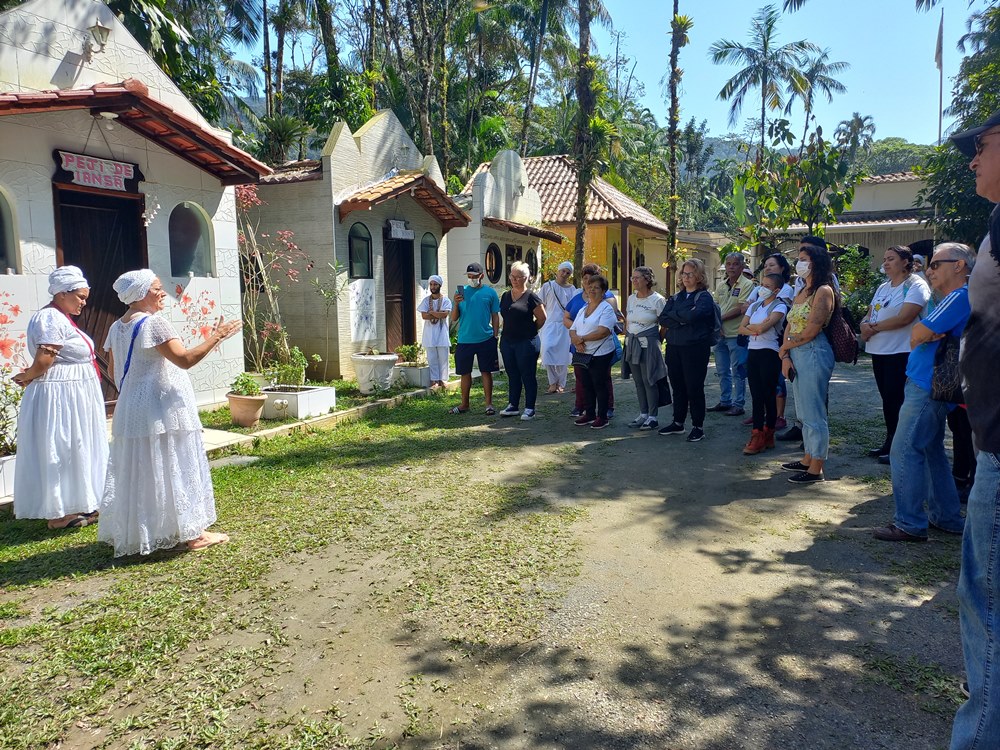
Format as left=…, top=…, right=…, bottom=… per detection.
left=450, top=262, right=500, bottom=415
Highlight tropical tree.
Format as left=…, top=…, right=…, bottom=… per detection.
left=572, top=0, right=595, bottom=284
left=709, top=4, right=817, bottom=155
left=666, top=5, right=692, bottom=265
left=784, top=48, right=848, bottom=153
left=834, top=111, right=876, bottom=164
left=784, top=0, right=950, bottom=10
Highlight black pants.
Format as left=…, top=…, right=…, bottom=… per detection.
left=664, top=342, right=710, bottom=428
left=579, top=352, right=614, bottom=419
left=747, top=348, right=781, bottom=430
left=948, top=406, right=978, bottom=484
left=871, top=352, right=910, bottom=453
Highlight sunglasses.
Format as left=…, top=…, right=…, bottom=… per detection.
left=928, top=259, right=960, bottom=271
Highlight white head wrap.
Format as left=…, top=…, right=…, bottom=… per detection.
left=47, top=265, right=89, bottom=296
left=428, top=274, right=444, bottom=286
left=113, top=269, right=157, bottom=305
left=558, top=261, right=574, bottom=273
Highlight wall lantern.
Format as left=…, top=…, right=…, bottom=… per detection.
left=85, top=21, right=111, bottom=59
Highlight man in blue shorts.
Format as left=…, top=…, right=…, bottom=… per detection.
left=450, top=262, right=500, bottom=414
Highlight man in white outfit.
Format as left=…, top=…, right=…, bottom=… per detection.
left=538, top=261, right=576, bottom=393
left=417, top=274, right=452, bottom=388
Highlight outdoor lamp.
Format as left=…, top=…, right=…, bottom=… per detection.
left=87, top=21, right=111, bottom=55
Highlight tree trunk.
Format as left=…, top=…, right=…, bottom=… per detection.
left=519, top=0, right=550, bottom=156
left=666, top=0, right=681, bottom=271
left=439, top=0, right=451, bottom=179
left=274, top=0, right=287, bottom=114
left=314, top=0, right=340, bottom=93
left=263, top=0, right=272, bottom=117
left=572, top=0, right=593, bottom=285
left=368, top=0, right=378, bottom=103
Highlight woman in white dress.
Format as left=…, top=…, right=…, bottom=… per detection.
left=417, top=274, right=452, bottom=388
left=539, top=261, right=576, bottom=393
left=13, top=266, right=108, bottom=529
left=99, top=269, right=240, bottom=556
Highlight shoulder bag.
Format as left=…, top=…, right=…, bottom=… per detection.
left=931, top=334, right=964, bottom=404
left=823, top=293, right=859, bottom=364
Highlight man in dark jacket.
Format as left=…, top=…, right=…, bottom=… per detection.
left=948, top=109, right=1000, bottom=750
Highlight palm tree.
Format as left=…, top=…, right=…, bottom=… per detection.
left=785, top=48, right=848, bottom=152
left=709, top=4, right=818, bottom=154
left=784, top=0, right=941, bottom=9
left=835, top=111, right=876, bottom=163
left=572, top=0, right=594, bottom=284
left=667, top=4, right=692, bottom=264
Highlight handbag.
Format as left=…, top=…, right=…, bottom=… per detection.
left=824, top=296, right=859, bottom=364
left=572, top=351, right=593, bottom=368
left=931, top=334, right=964, bottom=404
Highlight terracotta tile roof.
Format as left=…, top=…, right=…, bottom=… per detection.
left=482, top=216, right=564, bottom=243
left=789, top=207, right=931, bottom=231
left=463, top=154, right=669, bottom=235
left=338, top=171, right=470, bottom=230
left=260, top=160, right=323, bottom=184
left=0, top=80, right=271, bottom=184
left=861, top=171, right=922, bottom=184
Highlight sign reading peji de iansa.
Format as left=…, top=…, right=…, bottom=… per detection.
left=52, top=150, right=145, bottom=193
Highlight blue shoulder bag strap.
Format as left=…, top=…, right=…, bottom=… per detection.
left=119, top=315, right=150, bottom=390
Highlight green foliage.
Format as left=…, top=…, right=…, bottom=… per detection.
left=0, top=366, right=22, bottom=457
left=394, top=344, right=425, bottom=365
left=229, top=372, right=263, bottom=396
left=268, top=346, right=319, bottom=386
left=857, top=137, right=935, bottom=176
left=919, top=6, right=1000, bottom=246
left=836, top=245, right=881, bottom=327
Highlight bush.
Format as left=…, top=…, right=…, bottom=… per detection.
left=230, top=372, right=263, bottom=397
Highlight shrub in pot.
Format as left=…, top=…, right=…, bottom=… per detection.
left=227, top=373, right=267, bottom=428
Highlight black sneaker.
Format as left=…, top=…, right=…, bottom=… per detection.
left=781, top=461, right=810, bottom=472
left=658, top=422, right=685, bottom=436
left=686, top=427, right=705, bottom=442
left=776, top=425, right=803, bottom=441
left=788, top=471, right=825, bottom=484
left=706, top=403, right=731, bottom=413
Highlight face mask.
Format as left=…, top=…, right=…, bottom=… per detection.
left=879, top=265, right=887, bottom=275
left=759, top=286, right=774, bottom=300
left=469, top=277, right=483, bottom=288
left=795, top=260, right=811, bottom=277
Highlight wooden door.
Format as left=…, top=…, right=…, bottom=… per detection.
left=55, top=187, right=146, bottom=402
left=383, top=235, right=415, bottom=354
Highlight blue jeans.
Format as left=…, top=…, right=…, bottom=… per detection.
left=951, top=451, right=1000, bottom=749
left=789, top=337, right=834, bottom=460
left=714, top=337, right=748, bottom=408
left=890, top=380, right=965, bottom=536
left=500, top=336, right=540, bottom=410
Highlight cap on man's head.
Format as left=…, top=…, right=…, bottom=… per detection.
left=950, top=109, right=1000, bottom=158
left=466, top=262, right=483, bottom=275
left=913, top=254, right=926, bottom=265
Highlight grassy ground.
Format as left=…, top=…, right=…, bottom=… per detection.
left=0, top=392, right=580, bottom=749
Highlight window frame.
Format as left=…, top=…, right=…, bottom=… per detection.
left=348, top=222, right=374, bottom=280
left=168, top=201, right=214, bottom=277
left=0, top=186, right=19, bottom=273
left=485, top=243, right=502, bottom=284
left=419, top=232, right=438, bottom=280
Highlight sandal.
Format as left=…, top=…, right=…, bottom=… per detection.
left=484, top=405, right=496, bottom=416
left=448, top=406, right=469, bottom=414
left=48, top=515, right=88, bottom=530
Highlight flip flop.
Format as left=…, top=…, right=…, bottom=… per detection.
left=48, top=515, right=88, bottom=530
left=448, top=406, right=469, bottom=414
left=484, top=405, right=496, bottom=416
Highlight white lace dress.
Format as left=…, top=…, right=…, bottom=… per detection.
left=99, top=314, right=216, bottom=556
left=539, top=280, right=575, bottom=366
left=13, top=307, right=108, bottom=519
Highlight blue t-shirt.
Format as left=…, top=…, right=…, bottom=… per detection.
left=905, top=285, right=970, bottom=392
left=456, top=284, right=500, bottom=344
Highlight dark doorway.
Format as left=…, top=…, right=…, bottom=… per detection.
left=55, top=186, right=147, bottom=402
left=383, top=234, right=416, bottom=354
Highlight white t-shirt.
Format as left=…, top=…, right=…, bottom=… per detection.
left=626, top=292, right=666, bottom=341
left=746, top=296, right=789, bottom=351
left=417, top=294, right=453, bottom=348
left=865, top=275, right=931, bottom=355
left=571, top=300, right=617, bottom=356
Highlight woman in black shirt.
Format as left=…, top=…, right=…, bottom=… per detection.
left=499, top=261, right=546, bottom=420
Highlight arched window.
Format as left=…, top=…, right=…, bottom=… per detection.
left=485, top=243, right=502, bottom=284
left=0, top=188, right=14, bottom=273
left=637, top=252, right=646, bottom=268
left=610, top=243, right=619, bottom=289
left=169, top=202, right=212, bottom=276
left=420, top=232, right=438, bottom=279
left=348, top=222, right=373, bottom=279
left=526, top=248, right=538, bottom=279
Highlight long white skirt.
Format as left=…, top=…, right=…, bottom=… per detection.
left=540, top=318, right=571, bottom=367
left=99, top=429, right=216, bottom=557
left=13, top=363, right=108, bottom=519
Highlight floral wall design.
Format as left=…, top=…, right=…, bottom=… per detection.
left=0, top=292, right=27, bottom=370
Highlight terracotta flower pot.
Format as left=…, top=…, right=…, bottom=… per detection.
left=227, top=393, right=267, bottom=428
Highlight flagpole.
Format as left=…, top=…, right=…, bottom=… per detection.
left=938, top=8, right=944, bottom=147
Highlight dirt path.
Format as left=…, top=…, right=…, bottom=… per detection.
left=256, top=361, right=963, bottom=750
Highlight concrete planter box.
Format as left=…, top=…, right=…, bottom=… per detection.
left=351, top=353, right=400, bottom=394
left=263, top=385, right=337, bottom=420
left=396, top=364, right=430, bottom=388
left=0, top=454, right=14, bottom=498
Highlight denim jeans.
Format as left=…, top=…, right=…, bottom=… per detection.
left=951, top=451, right=1000, bottom=750
left=889, top=380, right=965, bottom=536
left=788, top=337, right=834, bottom=460
left=713, top=336, right=748, bottom=408
left=500, top=336, right=540, bottom=410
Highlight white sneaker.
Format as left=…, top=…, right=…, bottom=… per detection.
left=628, top=414, right=648, bottom=428
left=520, top=409, right=536, bottom=421
left=639, top=417, right=658, bottom=431
left=499, top=404, right=520, bottom=417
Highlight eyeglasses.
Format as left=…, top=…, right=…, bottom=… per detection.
left=928, top=259, right=960, bottom=271
left=679, top=271, right=695, bottom=277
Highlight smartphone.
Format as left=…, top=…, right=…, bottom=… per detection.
left=787, top=366, right=797, bottom=383
left=455, top=286, right=464, bottom=298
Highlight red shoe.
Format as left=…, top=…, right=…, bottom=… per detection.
left=743, top=429, right=766, bottom=455
left=741, top=416, right=753, bottom=426
left=574, top=415, right=594, bottom=426
left=775, top=417, right=787, bottom=430
left=590, top=418, right=608, bottom=429
left=763, top=426, right=776, bottom=449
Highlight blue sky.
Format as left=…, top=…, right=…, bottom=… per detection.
left=591, top=0, right=991, bottom=145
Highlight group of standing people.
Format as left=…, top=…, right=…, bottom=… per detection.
left=13, top=266, right=239, bottom=556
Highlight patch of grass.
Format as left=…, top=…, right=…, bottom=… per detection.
left=862, top=647, right=964, bottom=715
left=888, top=549, right=962, bottom=587
left=0, top=601, right=27, bottom=620
left=200, top=405, right=299, bottom=434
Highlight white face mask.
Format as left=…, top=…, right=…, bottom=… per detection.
left=469, top=277, right=483, bottom=288
left=795, top=260, right=811, bottom=277
left=759, top=286, right=774, bottom=300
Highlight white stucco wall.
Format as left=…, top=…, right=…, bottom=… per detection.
left=849, top=179, right=926, bottom=213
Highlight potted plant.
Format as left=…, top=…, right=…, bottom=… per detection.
left=394, top=343, right=431, bottom=388
left=227, top=372, right=267, bottom=428
left=350, top=348, right=400, bottom=395
left=0, top=367, right=21, bottom=498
